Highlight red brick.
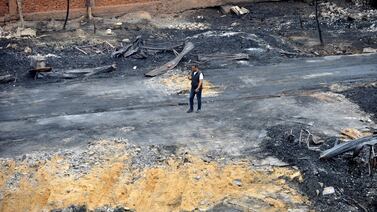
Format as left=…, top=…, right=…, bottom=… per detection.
left=23, top=0, right=86, bottom=13
left=22, top=0, right=155, bottom=13
left=95, top=0, right=155, bottom=7
left=1, top=0, right=254, bottom=21
left=0, top=0, right=8, bottom=16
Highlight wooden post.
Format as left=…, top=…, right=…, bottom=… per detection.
left=16, top=0, right=24, bottom=28
left=85, top=0, right=96, bottom=33
left=87, top=7, right=93, bottom=20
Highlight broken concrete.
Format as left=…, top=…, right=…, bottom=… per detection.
left=15, top=27, right=36, bottom=37
left=363, top=47, right=377, bottom=53
left=230, top=6, right=250, bottom=16
left=322, top=187, right=335, bottom=195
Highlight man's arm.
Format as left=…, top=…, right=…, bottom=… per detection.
left=195, top=79, right=203, bottom=92
left=188, top=71, right=192, bottom=80
left=195, top=72, right=203, bottom=92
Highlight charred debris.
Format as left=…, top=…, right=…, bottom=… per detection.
left=1, top=0, right=377, bottom=83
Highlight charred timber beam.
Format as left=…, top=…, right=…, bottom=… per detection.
left=144, top=42, right=194, bottom=77
left=37, top=64, right=116, bottom=79
left=320, top=135, right=377, bottom=159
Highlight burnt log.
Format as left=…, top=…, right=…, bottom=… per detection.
left=320, top=135, right=377, bottom=159
left=37, top=64, right=116, bottom=79
left=145, top=42, right=194, bottom=77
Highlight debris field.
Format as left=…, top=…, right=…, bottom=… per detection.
left=1, top=0, right=377, bottom=211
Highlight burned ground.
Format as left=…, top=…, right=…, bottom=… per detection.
left=342, top=84, right=377, bottom=123
left=1, top=0, right=377, bottom=211
left=1, top=1, right=377, bottom=86
left=263, top=124, right=377, bottom=211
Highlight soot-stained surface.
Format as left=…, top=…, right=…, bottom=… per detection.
left=1, top=1, right=377, bottom=211
left=342, top=85, right=377, bottom=123
left=1, top=1, right=377, bottom=87
left=263, top=124, right=377, bottom=211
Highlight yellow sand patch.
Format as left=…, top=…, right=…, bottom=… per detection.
left=0, top=143, right=309, bottom=212
left=161, top=74, right=221, bottom=97
left=340, top=128, right=373, bottom=140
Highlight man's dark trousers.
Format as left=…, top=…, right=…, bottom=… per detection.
left=189, top=88, right=202, bottom=111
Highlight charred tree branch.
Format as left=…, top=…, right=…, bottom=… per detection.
left=315, top=0, right=324, bottom=45
left=63, top=0, right=70, bottom=30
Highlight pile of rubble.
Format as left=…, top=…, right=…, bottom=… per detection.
left=265, top=124, right=377, bottom=211
left=315, top=2, right=377, bottom=23
left=0, top=26, right=36, bottom=39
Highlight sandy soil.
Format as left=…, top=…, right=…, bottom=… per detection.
left=0, top=139, right=309, bottom=211
left=1, top=1, right=377, bottom=211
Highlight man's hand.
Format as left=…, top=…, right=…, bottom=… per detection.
left=196, top=79, right=203, bottom=93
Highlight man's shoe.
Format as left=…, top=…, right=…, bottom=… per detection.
left=196, top=109, right=201, bottom=113
left=187, top=109, right=193, bottom=113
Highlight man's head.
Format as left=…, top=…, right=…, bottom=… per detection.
left=191, top=65, right=199, bottom=72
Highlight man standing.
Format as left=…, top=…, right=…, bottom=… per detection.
left=187, top=65, right=203, bottom=113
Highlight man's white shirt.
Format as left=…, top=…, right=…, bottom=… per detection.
left=194, top=72, right=204, bottom=80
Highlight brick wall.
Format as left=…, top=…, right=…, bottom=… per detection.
left=0, top=0, right=8, bottom=16
left=24, top=0, right=87, bottom=13
left=0, top=0, right=156, bottom=16
left=23, top=0, right=155, bottom=13
left=1, top=0, right=253, bottom=22
left=0, top=0, right=157, bottom=21
left=95, top=0, right=155, bottom=7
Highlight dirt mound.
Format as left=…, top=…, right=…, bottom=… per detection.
left=0, top=139, right=309, bottom=211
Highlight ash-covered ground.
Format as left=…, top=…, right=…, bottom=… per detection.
left=342, top=84, right=377, bottom=123
left=263, top=124, right=377, bottom=211
left=1, top=0, right=377, bottom=86
left=1, top=0, right=377, bottom=211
